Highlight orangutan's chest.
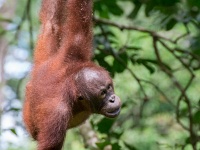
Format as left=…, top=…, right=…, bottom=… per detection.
left=68, top=111, right=91, bottom=128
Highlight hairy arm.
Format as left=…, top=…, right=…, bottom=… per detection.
left=59, top=0, right=93, bottom=62
left=34, top=0, right=67, bottom=65
left=37, top=101, right=70, bottom=150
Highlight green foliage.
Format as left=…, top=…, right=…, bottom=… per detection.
left=95, top=118, right=115, bottom=134
left=192, top=111, right=200, bottom=124
left=112, top=52, right=128, bottom=73
left=94, top=0, right=123, bottom=18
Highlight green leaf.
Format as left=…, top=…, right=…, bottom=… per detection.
left=94, top=0, right=124, bottom=18
left=185, top=137, right=191, bottom=144
left=135, top=58, right=171, bottom=71
left=9, top=107, right=21, bottom=112
left=112, top=53, right=128, bottom=73
left=198, top=99, right=200, bottom=107
left=128, top=3, right=142, bottom=19
left=10, top=128, right=17, bottom=136
left=110, top=129, right=123, bottom=139
left=136, top=58, right=156, bottom=73
left=96, top=141, right=121, bottom=150
left=0, top=27, right=6, bottom=36
left=97, top=118, right=115, bottom=134
left=111, top=143, right=121, bottom=150
left=0, top=16, right=12, bottom=23
left=143, top=63, right=156, bottom=74
left=179, top=107, right=188, bottom=117
left=96, top=141, right=111, bottom=150
left=187, top=0, right=200, bottom=8
left=145, top=4, right=154, bottom=17
left=145, top=0, right=179, bottom=16
left=166, top=18, right=177, bottom=30
left=192, top=110, right=200, bottom=124
left=154, top=0, right=180, bottom=7
left=124, top=142, right=138, bottom=150
left=94, top=53, right=114, bottom=77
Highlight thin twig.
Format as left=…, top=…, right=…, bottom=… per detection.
left=153, top=37, right=189, bottom=130
left=140, top=79, right=175, bottom=107
left=94, top=17, right=175, bottom=43
left=174, top=24, right=190, bottom=43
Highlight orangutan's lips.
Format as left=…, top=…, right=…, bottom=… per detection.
left=105, top=108, right=121, bottom=118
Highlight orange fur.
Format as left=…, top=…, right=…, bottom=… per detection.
left=23, top=0, right=121, bottom=149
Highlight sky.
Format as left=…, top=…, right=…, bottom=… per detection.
left=1, top=46, right=32, bottom=149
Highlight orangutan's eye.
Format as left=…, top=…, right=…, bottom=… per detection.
left=107, top=84, right=112, bottom=90
left=100, top=89, right=107, bottom=98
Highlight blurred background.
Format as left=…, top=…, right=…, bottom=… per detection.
left=1, top=0, right=200, bottom=149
